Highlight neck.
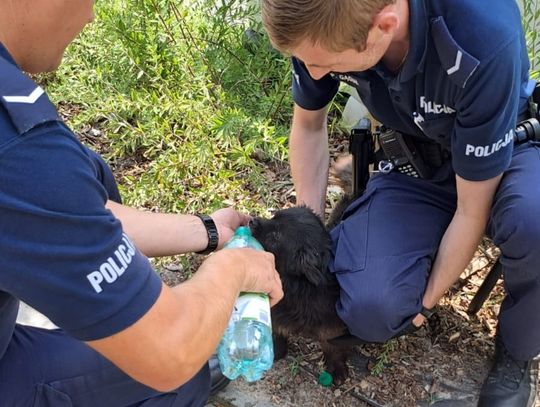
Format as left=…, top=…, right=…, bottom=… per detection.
left=381, top=0, right=410, bottom=72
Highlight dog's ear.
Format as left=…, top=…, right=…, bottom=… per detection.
left=293, top=246, right=328, bottom=286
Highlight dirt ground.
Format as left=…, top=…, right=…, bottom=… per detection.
left=161, top=242, right=529, bottom=407
left=73, top=110, right=539, bottom=407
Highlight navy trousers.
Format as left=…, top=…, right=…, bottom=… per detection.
left=0, top=147, right=211, bottom=406
left=330, top=141, right=540, bottom=361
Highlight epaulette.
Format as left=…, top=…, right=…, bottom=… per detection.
left=0, top=57, right=59, bottom=135
left=431, top=17, right=480, bottom=89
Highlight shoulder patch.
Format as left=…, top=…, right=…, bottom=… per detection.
left=430, top=17, right=480, bottom=88
left=0, top=57, right=59, bottom=135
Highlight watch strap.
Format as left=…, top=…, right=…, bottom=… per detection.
left=195, top=214, right=219, bottom=255
left=420, top=306, right=435, bottom=319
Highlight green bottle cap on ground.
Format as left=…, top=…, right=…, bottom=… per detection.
left=318, top=371, right=333, bottom=387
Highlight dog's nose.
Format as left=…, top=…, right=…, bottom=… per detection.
left=249, top=218, right=261, bottom=231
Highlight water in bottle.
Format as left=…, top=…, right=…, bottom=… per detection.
left=217, top=226, right=274, bottom=382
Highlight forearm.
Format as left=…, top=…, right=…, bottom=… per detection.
left=106, top=201, right=208, bottom=257
left=422, top=212, right=487, bottom=308
left=166, top=261, right=243, bottom=376
left=87, top=259, right=243, bottom=391
left=420, top=174, right=501, bottom=313
left=87, top=248, right=279, bottom=391
left=290, top=107, right=329, bottom=215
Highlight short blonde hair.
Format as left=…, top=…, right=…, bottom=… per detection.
left=261, top=0, right=396, bottom=53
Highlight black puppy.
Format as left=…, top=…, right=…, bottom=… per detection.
left=250, top=205, right=352, bottom=382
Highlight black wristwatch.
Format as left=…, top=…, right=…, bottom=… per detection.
left=420, top=306, right=435, bottom=319
left=195, top=214, right=219, bottom=255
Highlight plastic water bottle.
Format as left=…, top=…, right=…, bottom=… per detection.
left=217, top=226, right=274, bottom=382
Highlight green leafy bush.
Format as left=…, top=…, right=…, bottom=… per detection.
left=523, top=0, right=540, bottom=78
left=47, top=0, right=539, bottom=217
left=48, top=0, right=291, bottom=214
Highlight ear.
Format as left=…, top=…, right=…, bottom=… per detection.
left=373, top=7, right=399, bottom=35
left=293, top=246, right=327, bottom=286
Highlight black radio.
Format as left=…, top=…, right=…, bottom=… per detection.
left=377, top=127, right=433, bottom=179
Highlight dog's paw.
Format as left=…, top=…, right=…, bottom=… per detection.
left=322, top=343, right=351, bottom=384
left=329, top=154, right=353, bottom=194
left=327, top=362, right=349, bottom=385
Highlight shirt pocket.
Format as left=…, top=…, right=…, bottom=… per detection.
left=419, top=116, right=455, bottom=148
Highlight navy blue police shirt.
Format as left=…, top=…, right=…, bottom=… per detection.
left=0, top=43, right=162, bottom=359
left=292, top=0, right=535, bottom=181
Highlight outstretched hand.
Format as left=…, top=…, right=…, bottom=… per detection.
left=210, top=208, right=251, bottom=248
left=201, top=248, right=283, bottom=307
left=207, top=209, right=283, bottom=306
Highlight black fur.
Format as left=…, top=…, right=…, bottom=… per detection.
left=250, top=206, right=352, bottom=382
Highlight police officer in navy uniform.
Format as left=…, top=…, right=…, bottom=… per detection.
left=0, top=1, right=283, bottom=406
left=261, top=0, right=539, bottom=405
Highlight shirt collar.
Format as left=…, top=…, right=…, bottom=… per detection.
left=398, top=0, right=429, bottom=83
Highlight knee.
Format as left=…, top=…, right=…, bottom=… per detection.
left=515, top=205, right=540, bottom=242
left=498, top=205, right=540, bottom=264
left=338, top=284, right=421, bottom=343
